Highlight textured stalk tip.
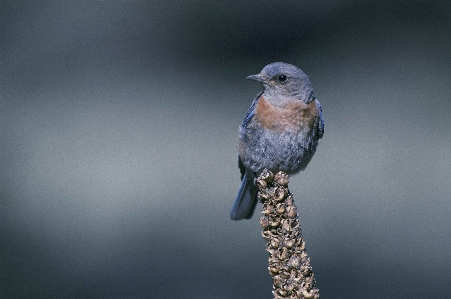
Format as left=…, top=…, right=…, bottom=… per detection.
left=257, top=169, right=320, bottom=299
left=274, top=171, right=289, bottom=186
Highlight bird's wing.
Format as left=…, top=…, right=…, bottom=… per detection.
left=242, top=91, right=263, bottom=128
left=315, top=98, right=324, bottom=139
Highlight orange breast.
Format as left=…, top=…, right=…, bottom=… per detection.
left=256, top=96, right=318, bottom=132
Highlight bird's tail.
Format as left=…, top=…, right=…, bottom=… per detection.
left=230, top=172, right=258, bottom=220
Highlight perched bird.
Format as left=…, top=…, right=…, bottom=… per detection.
left=230, top=62, right=324, bottom=220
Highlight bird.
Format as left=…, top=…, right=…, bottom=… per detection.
left=230, top=62, right=324, bottom=220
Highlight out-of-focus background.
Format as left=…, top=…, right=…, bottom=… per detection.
left=2, top=1, right=450, bottom=298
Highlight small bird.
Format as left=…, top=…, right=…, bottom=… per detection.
left=230, top=62, right=324, bottom=220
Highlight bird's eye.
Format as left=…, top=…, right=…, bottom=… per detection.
left=277, top=74, right=288, bottom=82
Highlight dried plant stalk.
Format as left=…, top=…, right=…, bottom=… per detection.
left=257, top=169, right=320, bottom=299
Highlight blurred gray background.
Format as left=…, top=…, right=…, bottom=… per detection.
left=2, top=1, right=450, bottom=298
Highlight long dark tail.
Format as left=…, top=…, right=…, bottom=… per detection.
left=230, top=172, right=258, bottom=220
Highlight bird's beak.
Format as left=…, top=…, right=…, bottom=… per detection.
left=246, top=73, right=266, bottom=83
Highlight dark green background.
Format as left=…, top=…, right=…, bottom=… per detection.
left=2, top=1, right=450, bottom=298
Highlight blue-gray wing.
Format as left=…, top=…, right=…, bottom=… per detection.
left=242, top=91, right=263, bottom=128
left=315, top=99, right=324, bottom=139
